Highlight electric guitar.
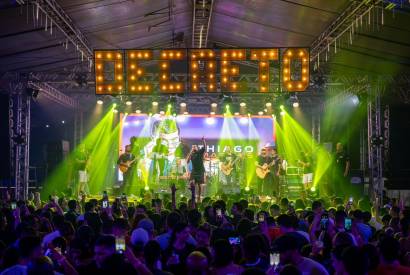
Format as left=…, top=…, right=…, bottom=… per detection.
left=118, top=158, right=137, bottom=173
left=220, top=156, right=241, bottom=176
left=255, top=159, right=276, bottom=179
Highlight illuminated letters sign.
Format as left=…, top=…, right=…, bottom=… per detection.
left=94, top=48, right=309, bottom=94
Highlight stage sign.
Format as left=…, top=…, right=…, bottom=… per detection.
left=94, top=48, right=309, bottom=95
left=118, top=114, right=274, bottom=180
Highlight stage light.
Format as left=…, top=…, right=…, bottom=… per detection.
left=226, top=105, right=230, bottom=110
left=280, top=105, right=284, bottom=110
left=61, top=120, right=65, bottom=124
left=144, top=186, right=149, bottom=191
left=180, top=102, right=186, bottom=107
left=205, top=117, right=216, bottom=125
left=351, top=95, right=359, bottom=105
left=240, top=102, right=246, bottom=107
left=248, top=113, right=251, bottom=117
left=160, top=111, right=165, bottom=115
left=210, top=111, right=215, bottom=115
left=239, top=117, right=248, bottom=124
left=126, top=101, right=132, bottom=106
left=97, top=100, right=103, bottom=105
left=45, top=124, right=50, bottom=128
left=310, top=186, right=316, bottom=192
left=258, top=111, right=263, bottom=115
left=135, top=110, right=141, bottom=114
left=113, top=109, right=118, bottom=113
left=152, top=101, right=158, bottom=106
left=234, top=112, right=239, bottom=116
left=211, top=103, right=217, bottom=108
left=167, top=104, right=172, bottom=109
left=113, top=103, right=117, bottom=107
left=293, top=102, right=299, bottom=108
left=245, top=186, right=250, bottom=192
left=183, top=111, right=189, bottom=115
left=266, top=102, right=272, bottom=107
left=280, top=111, right=285, bottom=116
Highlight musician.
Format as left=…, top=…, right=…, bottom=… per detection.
left=75, top=144, right=90, bottom=196
left=299, top=151, right=314, bottom=188
left=270, top=148, right=281, bottom=196
left=117, top=144, right=136, bottom=189
left=187, top=137, right=207, bottom=203
left=333, top=142, right=350, bottom=196
left=219, top=147, right=239, bottom=186
left=151, top=138, right=169, bottom=177
left=256, top=147, right=280, bottom=196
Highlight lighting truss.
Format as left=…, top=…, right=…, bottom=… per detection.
left=310, top=0, right=384, bottom=67
left=192, top=0, right=214, bottom=48
left=28, top=80, right=80, bottom=109
left=22, top=0, right=93, bottom=66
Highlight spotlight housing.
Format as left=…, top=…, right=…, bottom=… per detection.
left=180, top=102, right=187, bottom=107
left=211, top=103, right=218, bottom=108
left=240, top=102, right=246, bottom=107
left=152, top=101, right=158, bottom=106
left=126, top=101, right=132, bottom=106
left=265, top=102, right=272, bottom=107
left=293, top=102, right=299, bottom=108
left=97, top=99, right=103, bottom=105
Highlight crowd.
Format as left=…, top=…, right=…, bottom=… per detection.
left=0, top=189, right=409, bottom=275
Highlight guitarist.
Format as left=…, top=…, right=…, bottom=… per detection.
left=255, top=147, right=280, bottom=196
left=117, top=144, right=136, bottom=191
left=219, top=147, right=239, bottom=186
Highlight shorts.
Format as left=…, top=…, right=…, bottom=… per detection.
left=78, top=170, right=88, bottom=182
left=190, top=173, right=204, bottom=184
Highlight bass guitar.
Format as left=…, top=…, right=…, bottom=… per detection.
left=255, top=159, right=276, bottom=179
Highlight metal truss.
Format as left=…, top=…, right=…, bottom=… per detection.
left=192, top=0, right=214, bottom=48
left=310, top=0, right=383, bottom=66
left=28, top=80, right=80, bottom=109
left=8, top=74, right=30, bottom=200
left=367, top=86, right=386, bottom=202
left=22, top=0, right=93, bottom=66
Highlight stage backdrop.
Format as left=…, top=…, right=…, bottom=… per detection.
left=119, top=114, right=275, bottom=180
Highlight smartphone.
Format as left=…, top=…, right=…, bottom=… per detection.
left=115, top=236, right=126, bottom=254
left=258, top=214, right=265, bottom=222
left=102, top=200, right=108, bottom=209
left=229, top=237, right=241, bottom=245
left=216, top=208, right=222, bottom=217
left=270, top=253, right=280, bottom=266
left=320, top=214, right=329, bottom=230
left=11, top=202, right=17, bottom=210
left=344, top=218, right=352, bottom=231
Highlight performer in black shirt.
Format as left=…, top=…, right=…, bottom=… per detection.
left=333, top=142, right=350, bottom=196
left=255, top=148, right=273, bottom=195
left=187, top=137, right=206, bottom=203
left=118, top=144, right=136, bottom=191
left=219, top=147, right=239, bottom=186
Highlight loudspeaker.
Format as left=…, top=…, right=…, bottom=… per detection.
left=45, top=140, right=70, bottom=171
left=388, top=104, right=410, bottom=189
